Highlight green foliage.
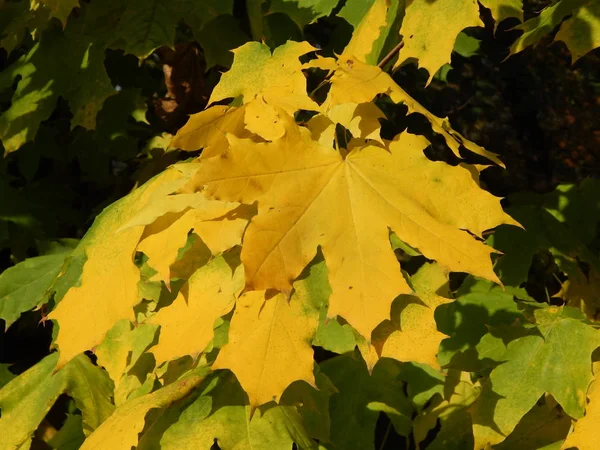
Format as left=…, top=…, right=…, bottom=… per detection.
left=1, top=1, right=600, bottom=449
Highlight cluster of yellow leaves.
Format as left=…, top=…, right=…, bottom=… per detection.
left=49, top=35, right=518, bottom=417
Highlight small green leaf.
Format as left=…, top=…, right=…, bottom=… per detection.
left=0, top=353, right=114, bottom=448
left=0, top=251, right=71, bottom=329
left=471, top=307, right=600, bottom=448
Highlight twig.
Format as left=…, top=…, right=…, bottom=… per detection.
left=378, top=41, right=404, bottom=69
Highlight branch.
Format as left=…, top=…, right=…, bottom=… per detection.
left=378, top=41, right=404, bottom=69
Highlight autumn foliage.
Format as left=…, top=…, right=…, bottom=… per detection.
left=1, top=0, right=600, bottom=449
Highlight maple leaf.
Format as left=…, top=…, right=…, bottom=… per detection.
left=305, top=56, right=504, bottom=165
left=83, top=0, right=233, bottom=59
left=321, top=355, right=413, bottom=449
left=127, top=193, right=247, bottom=286
left=0, top=23, right=114, bottom=154
left=436, top=278, right=523, bottom=370
left=269, top=0, right=339, bottom=30
left=147, top=254, right=243, bottom=365
left=307, top=102, right=384, bottom=146
left=192, top=116, right=515, bottom=338
left=470, top=307, right=600, bottom=448
left=380, top=263, right=453, bottom=369
left=39, top=0, right=80, bottom=26
left=395, top=0, right=483, bottom=84
left=95, top=320, right=159, bottom=406
left=160, top=371, right=316, bottom=449
left=479, top=0, right=523, bottom=27
left=80, top=366, right=209, bottom=450
left=208, top=40, right=319, bottom=114
left=555, top=1, right=600, bottom=63
left=170, top=105, right=250, bottom=158
left=0, top=248, right=72, bottom=329
left=562, top=371, right=600, bottom=449
left=0, top=353, right=114, bottom=448
left=508, top=0, right=591, bottom=58
left=342, top=0, right=389, bottom=64
left=560, top=267, right=600, bottom=321
left=0, top=1, right=50, bottom=54
left=49, top=163, right=200, bottom=370
left=413, top=371, right=481, bottom=449
left=493, top=398, right=571, bottom=450
left=212, top=285, right=320, bottom=411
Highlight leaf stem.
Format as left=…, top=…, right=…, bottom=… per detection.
left=378, top=41, right=404, bottom=69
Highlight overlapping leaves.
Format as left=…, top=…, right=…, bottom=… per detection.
left=2, top=1, right=600, bottom=449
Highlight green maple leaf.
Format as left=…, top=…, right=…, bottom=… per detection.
left=159, top=371, right=317, bottom=449
left=471, top=307, right=600, bottom=448
left=509, top=0, right=589, bottom=56
left=0, top=23, right=115, bottom=154
left=48, top=414, right=86, bottom=450
left=493, top=180, right=600, bottom=286
left=0, top=0, right=50, bottom=53
left=84, top=0, right=233, bottom=58
left=0, top=250, right=72, bottom=329
left=39, top=0, right=81, bottom=25
left=0, top=353, right=114, bottom=448
left=269, top=0, right=339, bottom=29
left=436, top=278, right=522, bottom=370
left=320, top=354, right=413, bottom=449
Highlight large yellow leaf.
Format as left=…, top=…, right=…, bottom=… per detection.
left=170, top=105, right=249, bottom=158
left=49, top=163, right=199, bottom=370
left=212, top=286, right=319, bottom=411
left=208, top=41, right=318, bottom=114
left=305, top=56, right=503, bottom=166
left=395, top=0, right=483, bottom=84
left=381, top=263, right=453, bottom=369
left=147, top=254, right=243, bottom=365
left=191, top=116, right=516, bottom=338
left=80, top=367, right=209, bottom=450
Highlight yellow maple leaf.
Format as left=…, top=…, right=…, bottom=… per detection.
left=342, top=0, right=390, bottom=63
left=147, top=255, right=243, bottom=365
left=170, top=105, right=249, bottom=158
left=381, top=263, right=453, bottom=369
left=307, top=102, right=384, bottom=146
left=479, top=0, right=524, bottom=27
left=213, top=289, right=319, bottom=411
left=244, top=96, right=287, bottom=141
left=559, top=267, right=600, bottom=322
left=305, top=56, right=504, bottom=166
left=395, top=0, right=483, bottom=84
left=191, top=115, right=516, bottom=338
left=208, top=40, right=319, bottom=114
left=136, top=201, right=248, bottom=286
left=49, top=163, right=199, bottom=370
left=563, top=371, right=600, bottom=449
